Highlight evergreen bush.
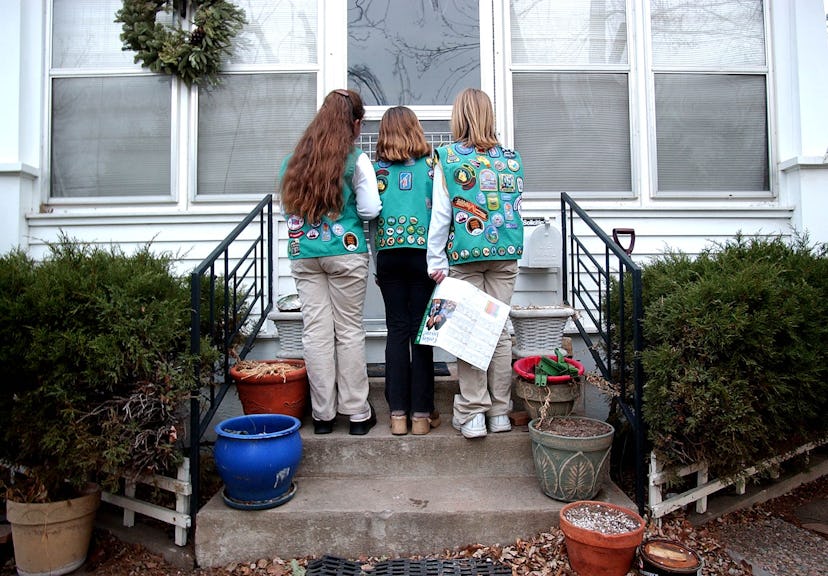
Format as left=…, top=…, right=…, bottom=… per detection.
left=0, top=237, right=218, bottom=502
left=612, top=234, right=828, bottom=479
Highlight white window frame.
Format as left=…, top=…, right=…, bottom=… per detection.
left=44, top=1, right=182, bottom=207
left=499, top=0, right=639, bottom=200
left=643, top=0, right=776, bottom=200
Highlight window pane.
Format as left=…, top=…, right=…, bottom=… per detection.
left=513, top=73, right=631, bottom=194
left=655, top=74, right=768, bottom=192
left=651, top=0, right=765, bottom=67
left=347, top=0, right=479, bottom=106
left=511, top=0, right=628, bottom=66
left=51, top=77, right=171, bottom=198
left=225, top=0, right=317, bottom=66
left=197, top=74, right=316, bottom=195
left=52, top=0, right=147, bottom=69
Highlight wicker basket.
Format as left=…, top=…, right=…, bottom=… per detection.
left=268, top=311, right=304, bottom=359
left=509, top=306, right=575, bottom=358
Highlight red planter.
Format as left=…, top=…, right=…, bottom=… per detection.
left=230, top=359, right=308, bottom=419
left=512, top=355, right=584, bottom=383
left=559, top=500, right=645, bottom=576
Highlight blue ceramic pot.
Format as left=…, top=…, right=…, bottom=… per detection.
left=214, top=413, right=303, bottom=509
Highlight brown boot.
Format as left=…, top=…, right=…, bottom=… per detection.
left=390, top=414, right=408, bottom=435
left=411, top=411, right=441, bottom=435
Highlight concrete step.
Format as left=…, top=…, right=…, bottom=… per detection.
left=194, top=366, right=633, bottom=568
left=195, top=474, right=633, bottom=565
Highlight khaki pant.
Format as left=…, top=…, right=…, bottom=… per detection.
left=291, top=253, right=371, bottom=421
left=448, top=260, right=518, bottom=424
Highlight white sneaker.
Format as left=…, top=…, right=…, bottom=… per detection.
left=487, top=414, right=512, bottom=433
left=452, top=413, right=487, bottom=438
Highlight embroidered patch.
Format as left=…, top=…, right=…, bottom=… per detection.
left=466, top=218, right=484, bottom=236
left=479, top=169, right=497, bottom=191
left=499, top=173, right=515, bottom=192
left=287, top=215, right=304, bottom=230
left=343, top=232, right=359, bottom=251
left=399, top=172, right=412, bottom=190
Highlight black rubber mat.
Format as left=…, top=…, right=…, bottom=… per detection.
left=307, top=556, right=512, bottom=576
left=367, top=362, right=451, bottom=378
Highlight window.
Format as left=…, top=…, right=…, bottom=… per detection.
left=49, top=0, right=319, bottom=201
left=509, top=0, right=632, bottom=198
left=651, top=0, right=770, bottom=197
left=196, top=0, right=318, bottom=197
left=347, top=0, right=480, bottom=106
left=50, top=0, right=172, bottom=200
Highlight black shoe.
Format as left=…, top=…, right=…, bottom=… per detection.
left=312, top=417, right=336, bottom=434
left=349, top=405, right=377, bottom=436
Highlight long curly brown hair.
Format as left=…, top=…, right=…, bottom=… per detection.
left=280, top=89, right=365, bottom=222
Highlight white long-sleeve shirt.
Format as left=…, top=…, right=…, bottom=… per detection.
left=353, top=152, right=382, bottom=220
left=426, top=161, right=452, bottom=275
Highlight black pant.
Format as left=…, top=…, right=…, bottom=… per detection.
left=376, top=248, right=436, bottom=415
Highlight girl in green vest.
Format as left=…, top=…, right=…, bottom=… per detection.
left=372, top=106, right=441, bottom=436
left=280, top=89, right=382, bottom=435
left=427, top=88, right=525, bottom=439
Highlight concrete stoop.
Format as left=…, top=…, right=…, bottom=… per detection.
left=194, top=369, right=634, bottom=568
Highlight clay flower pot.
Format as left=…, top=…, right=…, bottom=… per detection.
left=230, top=359, right=308, bottom=418
left=559, top=500, right=645, bottom=576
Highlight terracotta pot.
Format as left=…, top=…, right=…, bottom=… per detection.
left=6, top=484, right=101, bottom=576
left=512, top=355, right=584, bottom=419
left=230, top=359, right=308, bottom=418
left=559, top=500, right=645, bottom=576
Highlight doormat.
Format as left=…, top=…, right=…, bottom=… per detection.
left=307, top=556, right=512, bottom=576
left=367, top=362, right=450, bottom=378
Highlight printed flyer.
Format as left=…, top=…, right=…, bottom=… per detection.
left=415, top=277, right=509, bottom=370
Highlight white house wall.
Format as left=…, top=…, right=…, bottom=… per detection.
left=1, top=1, right=827, bottom=362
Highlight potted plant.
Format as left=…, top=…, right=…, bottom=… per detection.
left=559, top=500, right=645, bottom=576
left=527, top=392, right=614, bottom=502
left=512, top=351, right=583, bottom=419
left=230, top=358, right=309, bottom=418
left=0, top=239, right=217, bottom=575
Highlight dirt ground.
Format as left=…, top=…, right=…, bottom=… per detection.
left=2, top=475, right=826, bottom=576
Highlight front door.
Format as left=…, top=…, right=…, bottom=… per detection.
left=347, top=0, right=491, bottom=330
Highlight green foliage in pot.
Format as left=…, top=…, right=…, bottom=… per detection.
left=609, top=234, right=828, bottom=479
left=0, top=237, right=219, bottom=502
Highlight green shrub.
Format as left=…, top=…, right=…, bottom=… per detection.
left=613, top=234, right=828, bottom=479
left=0, top=237, right=218, bottom=502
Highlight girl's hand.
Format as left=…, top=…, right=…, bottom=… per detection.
left=430, top=269, right=447, bottom=283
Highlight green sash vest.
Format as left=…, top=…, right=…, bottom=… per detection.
left=282, top=148, right=369, bottom=260
left=436, top=143, right=524, bottom=265
left=373, top=156, right=434, bottom=250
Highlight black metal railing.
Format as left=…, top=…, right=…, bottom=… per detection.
left=560, top=193, right=646, bottom=515
left=189, top=194, right=274, bottom=519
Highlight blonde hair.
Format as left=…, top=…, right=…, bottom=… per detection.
left=280, top=89, right=364, bottom=222
left=375, top=106, right=431, bottom=162
left=450, top=88, right=499, bottom=150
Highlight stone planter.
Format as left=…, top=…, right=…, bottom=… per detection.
left=528, top=416, right=614, bottom=501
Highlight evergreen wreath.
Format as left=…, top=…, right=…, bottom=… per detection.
left=115, top=0, right=246, bottom=87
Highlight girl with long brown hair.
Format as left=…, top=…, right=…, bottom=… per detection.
left=279, top=89, right=382, bottom=435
